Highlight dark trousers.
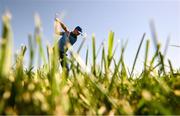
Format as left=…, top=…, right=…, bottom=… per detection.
left=59, top=51, right=69, bottom=72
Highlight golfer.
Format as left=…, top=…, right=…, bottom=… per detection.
left=55, top=18, right=82, bottom=72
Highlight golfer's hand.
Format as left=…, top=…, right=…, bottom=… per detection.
left=55, top=18, right=61, bottom=23
left=65, top=31, right=70, bottom=36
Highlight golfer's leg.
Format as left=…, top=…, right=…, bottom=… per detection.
left=60, top=52, right=69, bottom=72
left=59, top=51, right=65, bottom=68
left=66, top=63, right=70, bottom=72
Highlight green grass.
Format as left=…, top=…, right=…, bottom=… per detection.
left=0, top=12, right=180, bottom=115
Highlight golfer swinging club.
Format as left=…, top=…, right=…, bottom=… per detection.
left=55, top=17, right=82, bottom=72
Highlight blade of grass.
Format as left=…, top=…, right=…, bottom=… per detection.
left=95, top=41, right=103, bottom=59
left=163, top=35, right=170, bottom=57
left=0, top=11, right=12, bottom=77
left=149, top=46, right=160, bottom=70
left=102, top=45, right=108, bottom=77
left=168, top=59, right=174, bottom=76
left=144, top=39, right=150, bottom=72
left=121, top=39, right=128, bottom=78
left=92, top=34, right=96, bottom=75
left=34, top=13, right=47, bottom=66
left=85, top=46, right=89, bottom=65
left=150, top=20, right=159, bottom=51
left=130, top=33, right=146, bottom=78
left=159, top=52, right=166, bottom=75
left=107, top=31, right=114, bottom=68
left=77, top=38, right=86, bottom=54
left=28, top=34, right=35, bottom=69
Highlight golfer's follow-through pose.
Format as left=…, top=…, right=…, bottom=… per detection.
left=55, top=18, right=82, bottom=72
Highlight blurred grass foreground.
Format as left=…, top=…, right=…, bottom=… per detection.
left=0, top=11, right=180, bottom=115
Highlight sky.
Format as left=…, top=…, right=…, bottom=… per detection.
left=0, top=0, right=180, bottom=72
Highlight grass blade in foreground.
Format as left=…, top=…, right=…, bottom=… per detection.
left=0, top=11, right=13, bottom=77
left=107, top=31, right=114, bottom=68
left=144, top=39, right=150, bottom=72
left=92, top=34, right=96, bottom=75
left=130, top=33, right=146, bottom=78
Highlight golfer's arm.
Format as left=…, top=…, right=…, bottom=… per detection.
left=59, top=21, right=68, bottom=32
left=55, top=18, right=69, bottom=34
left=54, top=28, right=63, bottom=35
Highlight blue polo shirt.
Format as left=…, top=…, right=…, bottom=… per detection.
left=58, top=32, right=77, bottom=52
